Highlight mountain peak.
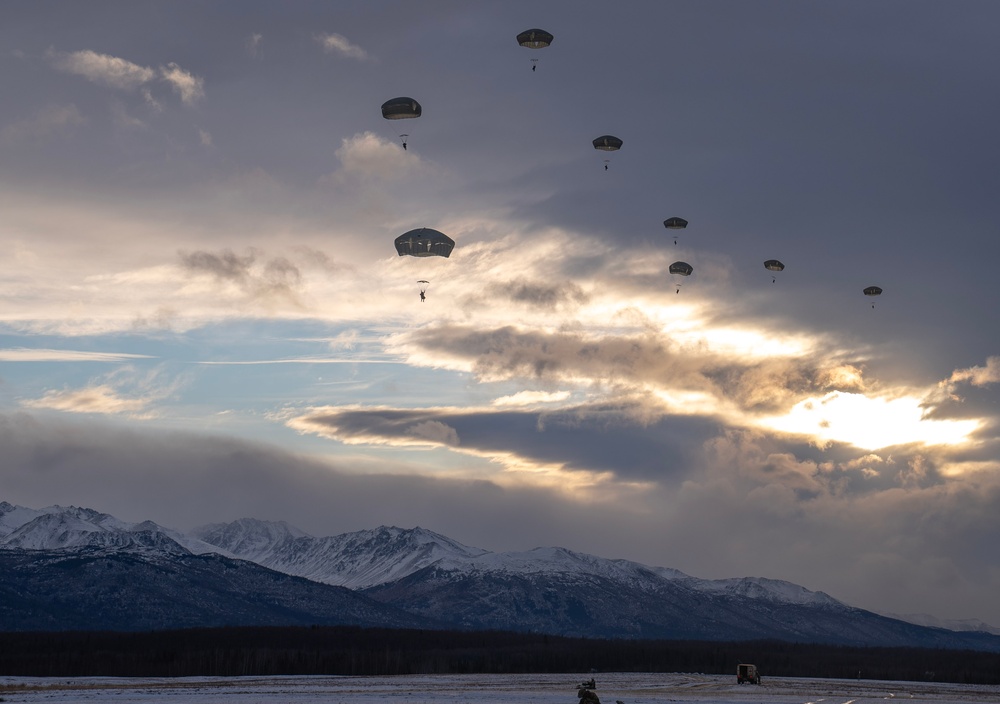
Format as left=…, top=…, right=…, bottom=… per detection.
left=192, top=521, right=489, bottom=589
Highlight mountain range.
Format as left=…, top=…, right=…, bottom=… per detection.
left=2, top=500, right=999, bottom=651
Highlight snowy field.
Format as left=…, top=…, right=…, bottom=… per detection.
left=2, top=672, right=1000, bottom=704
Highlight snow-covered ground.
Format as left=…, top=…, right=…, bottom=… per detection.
left=2, top=672, right=999, bottom=703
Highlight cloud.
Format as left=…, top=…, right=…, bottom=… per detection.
left=48, top=50, right=204, bottom=105
left=21, top=385, right=151, bottom=416
left=315, top=33, right=369, bottom=61
left=488, top=278, right=589, bottom=311
left=245, top=33, right=263, bottom=58
left=0, top=104, right=85, bottom=143
left=160, top=62, right=204, bottom=105
left=49, top=49, right=155, bottom=89
left=18, top=365, right=184, bottom=419
left=0, top=349, right=153, bottom=363
left=331, top=131, right=421, bottom=182
left=493, top=391, right=571, bottom=407
left=406, top=420, right=460, bottom=446
left=291, top=407, right=462, bottom=450
left=949, top=356, right=1000, bottom=387
left=178, top=248, right=303, bottom=304
left=287, top=402, right=719, bottom=489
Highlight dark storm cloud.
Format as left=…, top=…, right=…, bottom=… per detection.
left=292, top=403, right=719, bottom=482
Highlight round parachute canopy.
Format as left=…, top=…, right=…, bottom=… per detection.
left=517, top=28, right=553, bottom=48
left=381, top=97, right=422, bottom=120
left=669, top=261, right=693, bottom=276
left=663, top=217, right=688, bottom=230
left=394, top=228, right=455, bottom=258
left=592, top=135, right=623, bottom=152
left=764, top=259, right=785, bottom=272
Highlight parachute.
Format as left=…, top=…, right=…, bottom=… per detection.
left=517, top=28, right=553, bottom=70
left=863, top=285, right=882, bottom=309
left=669, top=261, right=693, bottom=293
left=663, top=217, right=688, bottom=245
left=593, top=135, right=623, bottom=170
left=764, top=259, right=785, bottom=283
left=381, top=97, right=421, bottom=150
left=418, top=280, right=429, bottom=302
left=592, top=135, right=623, bottom=151
left=517, top=28, right=554, bottom=49
left=394, top=228, right=455, bottom=258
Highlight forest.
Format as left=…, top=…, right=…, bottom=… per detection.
left=1, top=626, right=998, bottom=684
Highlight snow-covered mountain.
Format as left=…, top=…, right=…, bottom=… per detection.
left=194, top=521, right=840, bottom=610
left=0, top=501, right=224, bottom=555
left=3, top=500, right=1000, bottom=651
left=0, top=501, right=434, bottom=633
left=192, top=520, right=487, bottom=588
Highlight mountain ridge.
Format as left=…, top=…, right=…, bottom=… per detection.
left=2, top=500, right=999, bottom=650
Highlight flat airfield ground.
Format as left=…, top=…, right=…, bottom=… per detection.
left=2, top=672, right=998, bottom=704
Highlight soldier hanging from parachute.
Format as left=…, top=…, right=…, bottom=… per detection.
left=381, top=97, right=421, bottom=150
left=517, top=28, right=553, bottom=71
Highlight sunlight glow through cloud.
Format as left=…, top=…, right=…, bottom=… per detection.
left=760, top=391, right=982, bottom=451
left=492, top=390, right=571, bottom=407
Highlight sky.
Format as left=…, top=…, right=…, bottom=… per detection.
left=2, top=1, right=1000, bottom=628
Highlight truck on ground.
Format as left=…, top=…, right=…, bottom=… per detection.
left=737, top=663, right=761, bottom=685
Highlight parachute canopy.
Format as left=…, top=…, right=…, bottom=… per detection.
left=394, top=228, right=455, bottom=258
left=593, top=135, right=623, bottom=152
left=663, top=217, right=688, bottom=230
left=381, top=97, right=422, bottom=120
left=517, top=28, right=553, bottom=48
left=764, top=260, right=785, bottom=272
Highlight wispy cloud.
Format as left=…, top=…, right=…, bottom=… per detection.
left=48, top=49, right=204, bottom=105
left=178, top=248, right=302, bottom=304
left=0, top=349, right=153, bottom=363
left=493, top=391, right=571, bottom=407
left=245, top=33, right=263, bottom=58
left=949, top=356, right=1000, bottom=387
left=315, top=32, right=369, bottom=61
left=21, top=384, right=151, bottom=416
left=49, top=49, right=155, bottom=89
left=160, top=61, right=204, bottom=105
left=197, top=357, right=401, bottom=365
left=0, top=104, right=85, bottom=143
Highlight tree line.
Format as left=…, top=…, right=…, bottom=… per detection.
left=0, top=626, right=998, bottom=684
